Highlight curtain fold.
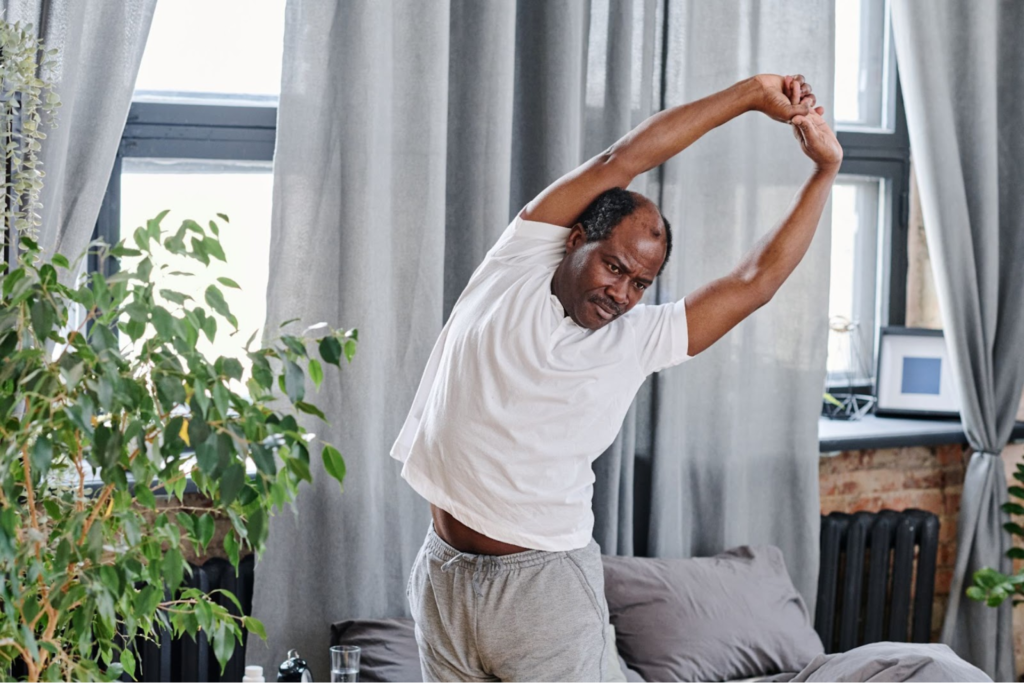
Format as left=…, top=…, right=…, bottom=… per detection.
left=252, top=1, right=834, bottom=677
left=3, top=0, right=157, bottom=262
left=892, top=1, right=1024, bottom=680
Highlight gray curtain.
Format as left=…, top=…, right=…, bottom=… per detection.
left=251, top=1, right=833, bottom=677
left=3, top=0, right=157, bottom=261
left=892, top=2, right=1024, bottom=680
left=592, top=4, right=834, bottom=616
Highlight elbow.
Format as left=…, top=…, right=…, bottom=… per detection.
left=745, top=269, right=777, bottom=308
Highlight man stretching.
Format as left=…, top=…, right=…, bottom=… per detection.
left=391, top=74, right=842, bottom=681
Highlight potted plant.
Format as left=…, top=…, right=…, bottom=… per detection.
left=0, top=16, right=354, bottom=683
left=1, top=214, right=354, bottom=681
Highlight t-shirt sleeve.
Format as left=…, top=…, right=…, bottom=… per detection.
left=485, top=211, right=569, bottom=268
left=628, top=297, right=694, bottom=375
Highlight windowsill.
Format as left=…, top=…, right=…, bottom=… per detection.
left=820, top=414, right=1024, bottom=454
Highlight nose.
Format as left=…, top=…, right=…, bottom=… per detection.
left=607, top=279, right=629, bottom=308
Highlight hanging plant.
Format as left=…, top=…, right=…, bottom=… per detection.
left=0, top=18, right=61, bottom=243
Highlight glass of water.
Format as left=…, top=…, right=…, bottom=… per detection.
left=330, top=645, right=361, bottom=682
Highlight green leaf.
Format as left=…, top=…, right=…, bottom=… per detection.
left=1008, top=547, right=1024, bottom=560
left=136, top=484, right=156, bottom=510
left=279, top=317, right=301, bottom=329
left=163, top=548, right=185, bottom=596
left=220, top=463, right=245, bottom=506
left=208, top=220, right=221, bottom=236
left=295, top=401, right=326, bottom=421
left=159, top=289, right=192, bottom=306
left=1010, top=486, right=1024, bottom=500
left=344, top=339, right=357, bottom=363
left=322, top=445, right=346, bottom=491
left=224, top=530, right=240, bottom=568
left=52, top=253, right=70, bottom=269
left=319, top=336, right=342, bottom=366
left=190, top=236, right=210, bottom=266
left=286, top=455, right=312, bottom=483
left=120, top=647, right=137, bottom=679
left=284, top=360, right=305, bottom=403
left=133, top=226, right=151, bottom=251
left=148, top=209, right=171, bottom=239
left=137, top=256, right=153, bottom=282
left=249, top=353, right=273, bottom=389
left=247, top=507, right=268, bottom=547
left=216, top=212, right=230, bottom=223
left=213, top=383, right=231, bottom=419
left=217, top=276, right=241, bottom=289
left=220, top=358, right=244, bottom=382
left=203, top=237, right=226, bottom=262
left=1005, top=522, right=1024, bottom=537
left=30, top=436, right=53, bottom=480
left=966, top=586, right=985, bottom=601
left=202, top=314, right=217, bottom=343
left=243, top=616, right=267, bottom=641
left=212, top=622, right=236, bottom=675
left=308, top=358, right=323, bottom=389
left=197, top=513, right=215, bottom=550
left=250, top=443, right=277, bottom=476
left=205, top=285, right=238, bottom=329
left=30, top=298, right=55, bottom=340
left=1003, top=503, right=1024, bottom=516
left=281, top=335, right=308, bottom=357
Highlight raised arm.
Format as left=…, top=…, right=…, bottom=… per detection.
left=684, top=90, right=843, bottom=357
left=520, top=75, right=818, bottom=228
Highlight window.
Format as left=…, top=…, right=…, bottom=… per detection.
left=828, top=0, right=910, bottom=392
left=93, top=0, right=286, bottom=372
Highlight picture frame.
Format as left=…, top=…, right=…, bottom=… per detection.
left=874, top=327, right=961, bottom=419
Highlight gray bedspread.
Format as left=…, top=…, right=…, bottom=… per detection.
left=761, top=643, right=991, bottom=682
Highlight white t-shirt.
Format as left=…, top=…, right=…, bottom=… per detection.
left=390, top=211, right=694, bottom=551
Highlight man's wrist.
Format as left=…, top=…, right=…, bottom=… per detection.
left=812, top=162, right=841, bottom=179
left=739, top=76, right=765, bottom=114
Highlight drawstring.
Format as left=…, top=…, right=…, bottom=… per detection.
left=440, top=554, right=491, bottom=598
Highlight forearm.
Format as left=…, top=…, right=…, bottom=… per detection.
left=609, top=78, right=762, bottom=176
left=741, top=166, right=839, bottom=299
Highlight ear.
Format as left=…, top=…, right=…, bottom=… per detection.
left=565, top=223, right=587, bottom=252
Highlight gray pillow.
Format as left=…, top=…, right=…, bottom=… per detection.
left=602, top=546, right=824, bottom=682
left=330, top=618, right=422, bottom=683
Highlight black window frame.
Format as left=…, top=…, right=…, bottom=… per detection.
left=91, top=101, right=277, bottom=278
left=828, top=46, right=912, bottom=394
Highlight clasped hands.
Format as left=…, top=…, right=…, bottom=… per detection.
left=753, top=73, right=843, bottom=173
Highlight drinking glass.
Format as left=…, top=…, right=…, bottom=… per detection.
left=330, top=645, right=361, bottom=682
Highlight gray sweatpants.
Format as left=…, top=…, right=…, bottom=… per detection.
left=407, top=522, right=626, bottom=682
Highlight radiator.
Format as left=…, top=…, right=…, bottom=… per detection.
left=815, top=509, right=939, bottom=654
left=130, top=554, right=256, bottom=683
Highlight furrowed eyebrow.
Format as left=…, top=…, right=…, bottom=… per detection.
left=607, top=254, right=652, bottom=286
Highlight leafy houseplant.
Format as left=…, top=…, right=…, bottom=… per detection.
left=0, top=213, right=355, bottom=681
left=0, top=18, right=61, bottom=243
left=967, top=462, right=1024, bottom=608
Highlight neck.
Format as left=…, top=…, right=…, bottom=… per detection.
left=550, top=265, right=569, bottom=317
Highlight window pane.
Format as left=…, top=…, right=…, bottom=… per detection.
left=134, top=0, right=286, bottom=105
left=120, top=158, right=273, bottom=384
left=828, top=176, right=885, bottom=384
left=834, top=0, right=896, bottom=131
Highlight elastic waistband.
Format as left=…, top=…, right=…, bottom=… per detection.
left=425, top=521, right=594, bottom=571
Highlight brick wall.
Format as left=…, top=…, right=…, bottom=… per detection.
left=821, top=438, right=1024, bottom=674
left=819, top=443, right=968, bottom=641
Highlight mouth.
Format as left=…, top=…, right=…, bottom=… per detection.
left=591, top=299, right=619, bottom=322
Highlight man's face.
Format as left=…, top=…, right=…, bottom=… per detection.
left=558, top=211, right=667, bottom=331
